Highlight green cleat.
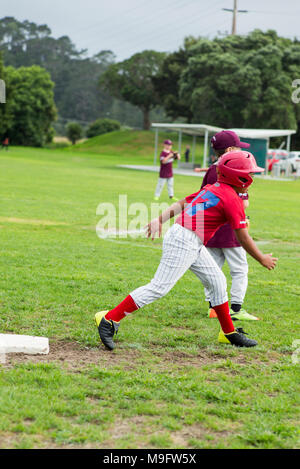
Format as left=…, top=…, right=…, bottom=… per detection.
left=230, top=308, right=259, bottom=321
left=218, top=327, right=258, bottom=347
left=94, top=311, right=120, bottom=351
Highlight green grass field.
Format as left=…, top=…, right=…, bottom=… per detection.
left=0, top=131, right=299, bottom=449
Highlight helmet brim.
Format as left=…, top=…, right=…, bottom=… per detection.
left=252, top=166, right=265, bottom=173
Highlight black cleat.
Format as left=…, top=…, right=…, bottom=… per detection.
left=94, top=311, right=120, bottom=350
left=219, top=327, right=258, bottom=347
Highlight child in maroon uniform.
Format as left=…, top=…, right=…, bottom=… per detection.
left=95, top=151, right=277, bottom=351
left=202, top=131, right=258, bottom=321
left=154, top=139, right=180, bottom=200
left=1, top=137, right=9, bottom=151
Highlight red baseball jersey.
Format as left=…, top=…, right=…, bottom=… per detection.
left=176, top=182, right=246, bottom=245
left=201, top=164, right=248, bottom=248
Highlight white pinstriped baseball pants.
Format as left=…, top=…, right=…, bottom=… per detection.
left=204, top=247, right=248, bottom=305
left=131, top=224, right=228, bottom=308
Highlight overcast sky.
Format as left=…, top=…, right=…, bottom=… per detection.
left=1, top=0, right=300, bottom=60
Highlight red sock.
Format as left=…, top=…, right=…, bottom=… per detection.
left=213, top=301, right=235, bottom=334
left=105, top=295, right=138, bottom=322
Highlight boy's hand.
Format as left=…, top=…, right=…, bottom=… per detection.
left=146, top=218, right=162, bottom=240
left=260, top=253, right=278, bottom=270
left=235, top=228, right=278, bottom=269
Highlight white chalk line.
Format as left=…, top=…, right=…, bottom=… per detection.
left=99, top=238, right=162, bottom=250
left=96, top=228, right=146, bottom=238
left=97, top=231, right=162, bottom=250
left=102, top=239, right=272, bottom=250
left=97, top=228, right=282, bottom=252
left=96, top=227, right=167, bottom=249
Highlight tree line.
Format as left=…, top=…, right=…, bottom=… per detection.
left=0, top=16, right=161, bottom=135
left=1, top=17, right=300, bottom=147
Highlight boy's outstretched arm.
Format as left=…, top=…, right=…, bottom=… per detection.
left=235, top=228, right=278, bottom=270
left=146, top=198, right=186, bottom=239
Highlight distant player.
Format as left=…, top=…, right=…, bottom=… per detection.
left=184, top=145, right=190, bottom=162
left=95, top=151, right=277, bottom=351
left=1, top=137, right=9, bottom=151
left=202, top=131, right=257, bottom=321
left=154, top=139, right=180, bottom=201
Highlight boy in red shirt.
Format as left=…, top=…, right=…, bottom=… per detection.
left=95, top=151, right=277, bottom=350
left=154, top=139, right=180, bottom=201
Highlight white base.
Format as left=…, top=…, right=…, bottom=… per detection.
left=0, top=334, right=49, bottom=355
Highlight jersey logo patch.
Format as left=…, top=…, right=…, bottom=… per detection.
left=187, top=190, right=220, bottom=216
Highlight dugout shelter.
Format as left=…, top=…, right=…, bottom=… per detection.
left=151, top=123, right=296, bottom=173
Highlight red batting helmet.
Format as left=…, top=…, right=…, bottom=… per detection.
left=217, top=150, right=265, bottom=188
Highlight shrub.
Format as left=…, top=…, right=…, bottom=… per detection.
left=66, top=122, right=83, bottom=145
left=86, top=118, right=120, bottom=138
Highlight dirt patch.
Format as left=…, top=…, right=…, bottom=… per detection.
left=3, top=340, right=281, bottom=371
left=150, top=349, right=252, bottom=368
left=0, top=433, right=19, bottom=449
left=100, top=417, right=235, bottom=449
left=149, top=348, right=282, bottom=371
left=108, top=416, right=149, bottom=443
left=99, top=415, right=162, bottom=449
left=0, top=431, right=103, bottom=449
left=170, top=424, right=234, bottom=448
left=171, top=425, right=207, bottom=447
left=4, top=340, right=232, bottom=372
left=5, top=340, right=140, bottom=371
left=41, top=440, right=103, bottom=449
left=150, top=350, right=224, bottom=368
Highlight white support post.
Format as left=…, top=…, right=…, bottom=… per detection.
left=287, top=134, right=291, bottom=152
left=203, top=129, right=209, bottom=168
left=154, top=128, right=159, bottom=166
left=192, top=135, right=196, bottom=165
left=178, top=130, right=182, bottom=154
